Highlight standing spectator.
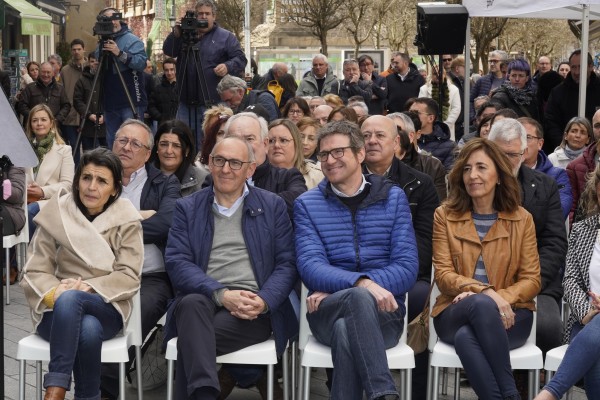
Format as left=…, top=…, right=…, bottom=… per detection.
left=557, top=61, right=570, bottom=78
left=217, top=75, right=280, bottom=122
left=296, top=54, right=338, bottom=97
left=276, top=73, right=297, bottom=109
left=148, top=58, right=178, bottom=125
left=469, top=50, right=508, bottom=123
left=18, top=62, right=70, bottom=126
left=358, top=54, right=387, bottom=115
left=544, top=49, right=600, bottom=154
left=532, top=56, right=553, bottom=87
left=386, top=52, right=425, bottom=113
left=331, top=59, right=372, bottom=106
left=441, top=54, right=454, bottom=73
left=60, top=39, right=87, bottom=159
left=409, top=98, right=456, bottom=172
left=491, top=59, right=540, bottom=122
left=96, top=7, right=148, bottom=150
left=418, top=70, right=461, bottom=140
left=47, top=54, right=62, bottom=83
left=73, top=52, right=106, bottom=150
left=18, top=61, right=40, bottom=95
left=294, top=120, right=418, bottom=400
left=163, top=0, right=247, bottom=148
left=548, top=117, right=592, bottom=169
left=448, top=56, right=466, bottom=139
left=255, top=62, right=288, bottom=90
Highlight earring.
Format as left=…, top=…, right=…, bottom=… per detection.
left=497, top=181, right=501, bottom=186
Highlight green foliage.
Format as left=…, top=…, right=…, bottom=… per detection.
left=56, top=41, right=71, bottom=65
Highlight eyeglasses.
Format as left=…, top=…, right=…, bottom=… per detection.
left=115, top=137, right=150, bottom=151
left=288, top=109, right=304, bottom=115
left=410, top=110, right=432, bottom=116
left=210, top=156, right=252, bottom=170
left=489, top=59, right=501, bottom=64
left=442, top=58, right=452, bottom=62
left=158, top=140, right=182, bottom=150
left=526, top=135, right=540, bottom=142
left=268, top=137, right=293, bottom=146
left=316, top=146, right=353, bottom=162
left=504, top=151, right=524, bottom=160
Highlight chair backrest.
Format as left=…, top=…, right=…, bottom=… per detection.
left=126, top=290, right=143, bottom=347
left=299, top=283, right=410, bottom=350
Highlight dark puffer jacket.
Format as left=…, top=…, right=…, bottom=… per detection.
left=73, top=66, right=105, bottom=139
left=417, top=121, right=456, bottom=173
left=148, top=75, right=178, bottom=124
left=18, top=78, right=70, bottom=123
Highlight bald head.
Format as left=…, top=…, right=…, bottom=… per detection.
left=272, top=62, right=288, bottom=79
left=314, top=105, right=333, bottom=126
left=361, top=115, right=399, bottom=173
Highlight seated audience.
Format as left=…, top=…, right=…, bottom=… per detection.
left=277, top=73, right=298, bottom=109
left=323, top=93, right=344, bottom=109
left=296, top=117, right=320, bottom=162
left=1, top=157, right=26, bottom=284
left=313, top=104, right=333, bottom=126
left=548, top=116, right=593, bottom=169
left=21, top=148, right=143, bottom=400
left=308, top=96, right=326, bottom=115
left=567, top=135, right=600, bottom=222
left=432, top=138, right=541, bottom=400
left=282, top=97, right=310, bottom=124
left=197, top=105, right=234, bottom=165
left=327, top=106, right=358, bottom=124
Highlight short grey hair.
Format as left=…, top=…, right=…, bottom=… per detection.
left=216, top=75, right=246, bottom=95
left=195, top=0, right=217, bottom=13
left=350, top=101, right=369, bottom=116
left=116, top=119, right=155, bottom=149
left=224, top=112, right=269, bottom=140
left=211, top=135, right=255, bottom=163
left=47, top=54, right=62, bottom=65
left=490, top=50, right=508, bottom=61
left=343, top=59, right=358, bottom=69
left=313, top=54, right=328, bottom=64
left=387, top=112, right=415, bottom=133
left=488, top=118, right=527, bottom=151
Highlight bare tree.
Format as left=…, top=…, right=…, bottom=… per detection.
left=371, top=0, right=398, bottom=49
left=214, top=0, right=269, bottom=43
left=470, top=17, right=508, bottom=74
left=283, top=0, right=347, bottom=56
left=381, top=0, right=416, bottom=53
left=343, top=0, right=375, bottom=57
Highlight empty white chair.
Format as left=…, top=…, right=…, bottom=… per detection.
left=165, top=336, right=285, bottom=400
left=297, top=284, right=415, bottom=400
left=426, top=283, right=543, bottom=400
left=17, top=291, right=144, bottom=400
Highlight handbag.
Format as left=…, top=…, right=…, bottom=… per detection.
left=406, top=282, right=435, bottom=353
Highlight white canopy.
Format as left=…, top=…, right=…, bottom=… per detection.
left=463, top=0, right=600, bottom=20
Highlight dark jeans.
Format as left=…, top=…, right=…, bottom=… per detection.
left=81, top=136, right=107, bottom=152
left=101, top=272, right=173, bottom=399
left=61, top=125, right=80, bottom=164
left=37, top=290, right=123, bottom=399
left=174, top=293, right=272, bottom=400
left=433, top=294, right=532, bottom=400
left=407, top=279, right=432, bottom=400
left=307, top=287, right=403, bottom=400
left=536, top=294, right=563, bottom=355
left=28, top=201, right=40, bottom=241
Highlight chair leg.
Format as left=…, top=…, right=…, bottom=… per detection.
left=282, top=347, right=289, bottom=400
left=135, top=345, right=143, bottom=400
left=431, top=366, right=440, bottom=400
left=291, top=342, right=297, bottom=400
left=36, top=360, right=42, bottom=400
left=19, top=359, right=26, bottom=400
left=166, top=359, right=175, bottom=400
left=453, top=368, right=461, bottom=399
left=119, top=362, right=126, bottom=399
left=301, top=366, right=311, bottom=400
left=267, top=363, right=274, bottom=400
left=6, top=246, right=10, bottom=305
left=405, top=369, right=412, bottom=400
left=441, top=367, right=448, bottom=395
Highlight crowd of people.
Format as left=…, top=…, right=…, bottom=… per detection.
left=3, top=1, right=600, bottom=400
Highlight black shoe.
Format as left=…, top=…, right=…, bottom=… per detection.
left=217, top=367, right=236, bottom=400
left=256, top=371, right=283, bottom=400
left=513, top=370, right=528, bottom=400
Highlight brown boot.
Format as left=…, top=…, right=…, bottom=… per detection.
left=44, top=386, right=66, bottom=400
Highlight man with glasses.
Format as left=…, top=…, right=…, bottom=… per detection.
left=101, top=119, right=180, bottom=400
left=489, top=119, right=567, bottom=381
left=519, top=117, right=572, bottom=218
left=469, top=50, right=508, bottom=124
left=297, top=54, right=338, bottom=97
left=441, top=54, right=454, bottom=73
left=217, top=74, right=280, bottom=122
left=163, top=135, right=297, bottom=400
left=386, top=52, right=424, bottom=113
left=358, top=54, right=387, bottom=115
left=294, top=120, right=418, bottom=400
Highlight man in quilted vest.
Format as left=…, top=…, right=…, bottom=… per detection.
left=294, top=120, right=418, bottom=400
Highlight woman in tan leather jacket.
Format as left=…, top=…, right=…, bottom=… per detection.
left=432, top=138, right=541, bottom=400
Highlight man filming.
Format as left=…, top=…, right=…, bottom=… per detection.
left=162, top=0, right=247, bottom=151
left=95, top=7, right=148, bottom=150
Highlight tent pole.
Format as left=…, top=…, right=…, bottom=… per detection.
left=579, top=4, right=590, bottom=118
left=464, top=17, right=471, bottom=139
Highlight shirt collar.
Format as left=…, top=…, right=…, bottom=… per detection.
left=331, top=175, right=370, bottom=198
left=212, top=183, right=250, bottom=216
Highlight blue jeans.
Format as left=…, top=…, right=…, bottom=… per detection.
left=543, top=316, right=600, bottom=399
left=433, top=294, right=532, bottom=400
left=28, top=201, right=40, bottom=241
left=104, top=106, right=146, bottom=150
left=307, top=287, right=403, bottom=400
left=37, top=290, right=123, bottom=400
left=177, top=102, right=205, bottom=153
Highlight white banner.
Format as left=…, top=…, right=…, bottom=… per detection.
left=462, top=0, right=600, bottom=19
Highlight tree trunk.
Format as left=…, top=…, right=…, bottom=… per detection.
left=320, top=33, right=329, bottom=57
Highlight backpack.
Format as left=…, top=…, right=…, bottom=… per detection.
left=266, top=80, right=284, bottom=106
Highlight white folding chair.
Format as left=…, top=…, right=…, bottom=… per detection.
left=165, top=336, right=286, bottom=400
left=426, top=282, right=543, bottom=400
left=544, top=344, right=573, bottom=400
left=297, top=284, right=415, bottom=400
left=3, top=185, right=28, bottom=304
left=17, top=291, right=144, bottom=400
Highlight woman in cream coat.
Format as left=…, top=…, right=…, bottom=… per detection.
left=21, top=148, right=143, bottom=400
left=25, top=104, right=74, bottom=236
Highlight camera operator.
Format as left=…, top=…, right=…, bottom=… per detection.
left=162, top=0, right=247, bottom=151
left=95, top=7, right=148, bottom=150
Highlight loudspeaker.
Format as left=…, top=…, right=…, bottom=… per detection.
left=414, top=3, right=469, bottom=55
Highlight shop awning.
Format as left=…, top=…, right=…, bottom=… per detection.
left=4, top=0, right=52, bottom=36
left=36, top=0, right=66, bottom=16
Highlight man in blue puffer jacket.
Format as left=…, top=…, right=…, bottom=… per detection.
left=294, top=120, right=418, bottom=400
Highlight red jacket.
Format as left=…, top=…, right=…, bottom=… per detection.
left=566, top=143, right=598, bottom=220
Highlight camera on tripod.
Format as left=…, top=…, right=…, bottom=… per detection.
left=181, top=11, right=208, bottom=31
left=93, top=12, right=123, bottom=39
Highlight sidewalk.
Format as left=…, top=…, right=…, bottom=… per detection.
left=3, top=283, right=587, bottom=399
